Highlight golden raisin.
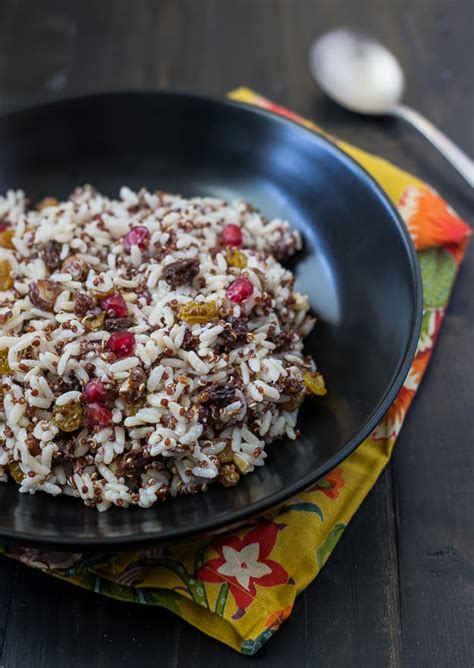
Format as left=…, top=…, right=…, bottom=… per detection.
left=280, top=393, right=305, bottom=411
left=232, top=453, right=253, bottom=474
left=8, top=461, right=24, bottom=483
left=123, top=400, right=145, bottom=417
left=93, top=287, right=114, bottom=301
left=226, top=248, right=247, bottom=269
left=178, top=300, right=218, bottom=324
left=218, top=463, right=240, bottom=487
left=293, top=292, right=310, bottom=312
left=37, top=197, right=59, bottom=211
left=0, top=260, right=13, bottom=291
left=53, top=402, right=83, bottom=432
left=0, top=230, right=15, bottom=249
left=303, top=371, right=327, bottom=396
left=217, top=443, right=234, bottom=463
left=82, top=310, right=106, bottom=332
left=0, top=348, right=11, bottom=375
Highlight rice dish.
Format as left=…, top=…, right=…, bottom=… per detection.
left=0, top=186, right=325, bottom=510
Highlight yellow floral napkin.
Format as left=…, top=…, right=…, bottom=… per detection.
left=1, top=89, right=471, bottom=654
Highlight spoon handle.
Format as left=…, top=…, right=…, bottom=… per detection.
left=391, top=104, right=473, bottom=187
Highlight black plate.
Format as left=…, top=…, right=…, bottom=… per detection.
left=0, top=92, right=421, bottom=548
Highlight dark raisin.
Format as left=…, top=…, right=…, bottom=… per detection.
left=272, top=328, right=296, bottom=352
left=114, top=450, right=146, bottom=490
left=130, top=367, right=147, bottom=387
left=74, top=292, right=97, bottom=317
left=220, top=316, right=248, bottom=350
left=61, top=255, right=89, bottom=281
left=198, top=383, right=236, bottom=407
left=229, top=316, right=248, bottom=338
left=281, top=376, right=304, bottom=397
left=119, top=367, right=147, bottom=403
left=28, top=279, right=60, bottom=311
left=46, top=372, right=79, bottom=397
left=41, top=240, right=62, bottom=270
left=137, top=288, right=152, bottom=304
left=104, top=316, right=133, bottom=332
left=198, top=404, right=211, bottom=425
left=163, top=258, right=200, bottom=287
left=144, top=460, right=165, bottom=473
left=181, top=328, right=198, bottom=351
left=53, top=440, right=75, bottom=464
left=270, top=241, right=290, bottom=262
left=26, top=437, right=41, bottom=457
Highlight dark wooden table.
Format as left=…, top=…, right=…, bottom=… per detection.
left=0, top=1, right=472, bottom=666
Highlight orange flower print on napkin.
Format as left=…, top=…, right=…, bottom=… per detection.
left=311, top=467, right=345, bottom=499
left=372, top=352, right=429, bottom=441
left=398, top=185, right=471, bottom=251
left=264, top=605, right=294, bottom=632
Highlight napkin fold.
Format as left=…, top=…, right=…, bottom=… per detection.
left=1, top=89, right=470, bottom=655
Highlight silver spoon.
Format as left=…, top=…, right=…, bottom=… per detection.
left=309, top=29, right=473, bottom=186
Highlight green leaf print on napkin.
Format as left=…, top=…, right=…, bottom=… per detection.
left=418, top=247, right=457, bottom=308
left=316, top=523, right=346, bottom=568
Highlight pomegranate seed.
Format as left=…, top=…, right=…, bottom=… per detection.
left=106, top=331, right=136, bottom=357
left=101, top=292, right=128, bottom=318
left=0, top=221, right=11, bottom=232
left=123, top=226, right=150, bottom=251
left=85, top=402, right=113, bottom=429
left=226, top=277, right=254, bottom=304
left=221, top=224, right=243, bottom=247
left=83, top=379, right=107, bottom=404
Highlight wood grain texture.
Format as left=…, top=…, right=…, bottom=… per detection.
left=0, top=1, right=472, bottom=666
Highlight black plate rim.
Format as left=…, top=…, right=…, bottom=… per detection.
left=0, top=91, right=423, bottom=548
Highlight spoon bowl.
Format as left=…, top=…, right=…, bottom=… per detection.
left=309, top=28, right=473, bottom=186
left=309, top=29, right=405, bottom=115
